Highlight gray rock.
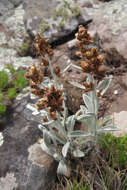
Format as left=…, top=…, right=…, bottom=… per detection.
left=113, top=111, right=127, bottom=137
left=78, top=0, right=103, bottom=22
left=0, top=1, right=14, bottom=16
left=9, top=0, right=23, bottom=7
left=0, top=94, right=57, bottom=190
left=0, top=4, right=35, bottom=71
left=23, top=0, right=85, bottom=43
left=88, top=0, right=127, bottom=65
left=26, top=143, right=57, bottom=190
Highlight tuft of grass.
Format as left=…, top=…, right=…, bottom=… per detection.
left=70, top=183, right=89, bottom=190
left=0, top=71, right=9, bottom=90
left=0, top=103, right=6, bottom=115
left=0, top=92, right=4, bottom=102
left=99, top=133, right=127, bottom=168
left=7, top=88, right=17, bottom=100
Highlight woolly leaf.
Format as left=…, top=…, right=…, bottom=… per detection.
left=69, top=81, right=85, bottom=89
left=97, top=77, right=112, bottom=95
left=68, top=130, right=90, bottom=138
left=73, top=149, right=85, bottom=157
left=97, top=125, right=120, bottom=134
left=82, top=94, right=93, bottom=112
left=102, top=115, right=113, bottom=127
left=66, top=115, right=76, bottom=133
left=50, top=131, right=66, bottom=145
left=62, top=142, right=70, bottom=157
left=57, top=160, right=68, bottom=175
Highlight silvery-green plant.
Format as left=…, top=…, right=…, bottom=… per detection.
left=0, top=132, right=4, bottom=146
left=25, top=27, right=119, bottom=176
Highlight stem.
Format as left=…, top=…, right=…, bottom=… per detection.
left=47, top=55, right=58, bottom=88
left=90, top=74, right=97, bottom=143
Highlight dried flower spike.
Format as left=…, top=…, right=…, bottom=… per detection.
left=76, top=25, right=107, bottom=81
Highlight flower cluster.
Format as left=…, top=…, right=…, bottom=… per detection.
left=25, top=63, right=43, bottom=84
left=75, top=25, right=107, bottom=82
left=37, top=85, right=64, bottom=120
left=34, top=33, right=54, bottom=66
left=25, top=34, right=63, bottom=120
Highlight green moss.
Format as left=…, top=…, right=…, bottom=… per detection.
left=70, top=5, right=81, bottom=18
left=13, top=70, right=28, bottom=90
left=0, top=103, right=6, bottom=115
left=5, top=64, right=11, bottom=70
left=20, top=42, right=29, bottom=53
left=0, top=92, right=3, bottom=102
left=0, top=71, right=9, bottom=90
left=58, top=20, right=65, bottom=28
left=0, top=67, right=28, bottom=117
left=53, top=6, right=69, bottom=21
left=7, top=88, right=17, bottom=100
left=5, top=64, right=15, bottom=74
left=39, top=20, right=50, bottom=33
left=99, top=133, right=127, bottom=168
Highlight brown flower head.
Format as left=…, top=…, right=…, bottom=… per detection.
left=53, top=65, right=61, bottom=76
left=75, top=25, right=107, bottom=81
left=34, top=33, right=54, bottom=58
left=25, top=64, right=43, bottom=84
left=37, top=85, right=64, bottom=120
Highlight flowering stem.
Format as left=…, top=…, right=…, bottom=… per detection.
left=47, top=56, right=58, bottom=89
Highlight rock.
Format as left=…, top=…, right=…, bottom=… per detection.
left=0, top=173, right=18, bottom=190
left=0, top=4, right=37, bottom=71
left=78, top=0, right=103, bottom=22
left=26, top=143, right=57, bottom=190
left=0, top=5, right=28, bottom=49
left=9, top=0, right=23, bottom=7
left=88, top=0, right=127, bottom=65
left=23, top=0, right=85, bottom=43
left=0, top=1, right=13, bottom=16
left=0, top=93, right=57, bottom=190
left=113, top=111, right=127, bottom=137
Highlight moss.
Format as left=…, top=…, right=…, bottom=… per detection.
left=0, top=92, right=3, bottom=102
left=70, top=5, right=81, bottom=18
left=0, top=71, right=9, bottom=90
left=99, top=133, right=127, bottom=168
left=39, top=20, right=50, bottom=33
left=52, top=1, right=81, bottom=29
left=0, top=103, right=6, bottom=115
left=20, top=42, right=29, bottom=53
left=53, top=6, right=69, bottom=21
left=7, top=88, right=17, bottom=100
left=5, top=64, right=15, bottom=74
left=0, top=66, right=28, bottom=116
left=13, top=70, right=28, bottom=90
left=58, top=20, right=65, bottom=28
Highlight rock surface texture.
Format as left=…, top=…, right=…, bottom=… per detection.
left=23, top=0, right=85, bottom=43
left=0, top=94, right=57, bottom=190
left=88, top=0, right=127, bottom=65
